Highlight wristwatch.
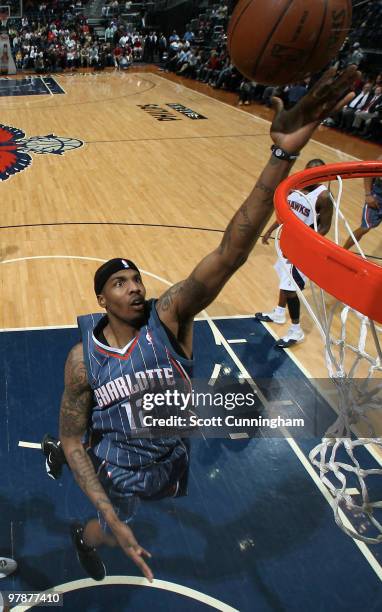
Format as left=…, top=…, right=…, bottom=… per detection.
left=271, top=145, right=299, bottom=162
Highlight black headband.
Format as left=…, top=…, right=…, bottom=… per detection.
left=94, top=258, right=140, bottom=295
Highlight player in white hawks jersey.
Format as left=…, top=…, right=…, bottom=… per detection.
left=256, top=159, right=332, bottom=348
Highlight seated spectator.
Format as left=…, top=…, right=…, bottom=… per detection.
left=284, top=81, right=308, bottom=109
left=133, top=34, right=143, bottom=60
left=352, top=85, right=382, bottom=134
left=183, top=28, right=195, bottom=43
left=119, top=51, right=131, bottom=69
left=157, top=33, right=167, bottom=62
left=238, top=78, right=255, bottom=105
left=212, top=57, right=231, bottom=88
left=169, top=30, right=179, bottom=43
left=197, top=50, right=220, bottom=83
left=334, top=82, right=374, bottom=130
left=346, top=42, right=364, bottom=66
left=363, top=112, right=382, bottom=141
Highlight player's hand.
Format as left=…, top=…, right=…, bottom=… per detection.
left=270, top=66, right=360, bottom=154
left=262, top=231, right=272, bottom=245
left=112, top=521, right=153, bottom=582
left=365, top=194, right=379, bottom=209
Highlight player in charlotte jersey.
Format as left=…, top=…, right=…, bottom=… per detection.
left=255, top=159, right=333, bottom=348
left=343, top=154, right=382, bottom=251
left=41, top=67, right=358, bottom=583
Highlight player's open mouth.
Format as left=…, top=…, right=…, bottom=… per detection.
left=131, top=298, right=144, bottom=308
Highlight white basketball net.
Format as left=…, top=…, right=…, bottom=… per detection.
left=275, top=175, right=382, bottom=545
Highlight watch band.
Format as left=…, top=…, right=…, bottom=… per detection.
left=271, top=144, right=299, bottom=162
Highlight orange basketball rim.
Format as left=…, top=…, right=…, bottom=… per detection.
left=274, top=161, right=382, bottom=324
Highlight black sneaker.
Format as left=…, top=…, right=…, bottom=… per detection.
left=42, top=434, right=67, bottom=480
left=71, top=522, right=106, bottom=581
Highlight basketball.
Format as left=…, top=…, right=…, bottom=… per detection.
left=227, top=0, right=352, bottom=85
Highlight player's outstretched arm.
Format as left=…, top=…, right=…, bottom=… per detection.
left=59, top=343, right=153, bottom=582
left=157, top=66, right=359, bottom=329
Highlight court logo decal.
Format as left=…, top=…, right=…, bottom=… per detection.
left=137, top=104, right=180, bottom=121
left=0, top=124, right=83, bottom=181
left=166, top=103, right=207, bottom=120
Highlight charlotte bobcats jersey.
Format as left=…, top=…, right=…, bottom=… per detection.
left=287, top=185, right=327, bottom=227
left=78, top=299, right=193, bottom=469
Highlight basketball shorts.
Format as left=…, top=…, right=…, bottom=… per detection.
left=361, top=202, right=382, bottom=229
left=274, top=256, right=306, bottom=292
left=89, top=440, right=189, bottom=532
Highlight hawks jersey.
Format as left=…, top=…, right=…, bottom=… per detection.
left=78, top=299, right=193, bottom=469
left=287, top=185, right=327, bottom=227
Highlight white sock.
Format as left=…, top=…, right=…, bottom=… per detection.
left=275, top=306, right=286, bottom=314
left=290, top=323, right=301, bottom=331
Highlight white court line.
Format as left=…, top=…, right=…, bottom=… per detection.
left=41, top=77, right=54, bottom=96
left=12, top=576, right=238, bottom=612
left=153, top=73, right=360, bottom=162
left=18, top=441, right=41, bottom=449
left=209, top=363, right=222, bottom=384
left=52, top=76, right=67, bottom=95
left=227, top=339, right=246, bottom=344
left=0, top=324, right=77, bottom=332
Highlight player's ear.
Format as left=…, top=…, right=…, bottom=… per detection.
left=97, top=294, right=106, bottom=309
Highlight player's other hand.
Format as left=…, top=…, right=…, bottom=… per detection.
left=270, top=66, right=360, bottom=154
left=365, top=194, right=379, bottom=209
left=112, top=521, right=153, bottom=582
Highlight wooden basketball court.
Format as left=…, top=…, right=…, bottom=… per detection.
left=0, top=68, right=380, bottom=379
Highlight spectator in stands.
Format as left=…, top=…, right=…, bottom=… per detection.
left=183, top=27, right=195, bottom=44
left=335, top=82, right=374, bottom=130
left=169, top=30, right=179, bottom=43
left=178, top=48, right=200, bottom=78
left=197, top=50, right=220, bottom=83
left=346, top=42, right=364, bottom=67
left=105, top=24, right=114, bottom=44
left=363, top=111, right=382, bottom=141
left=238, top=78, right=255, bottom=105
left=157, top=33, right=167, bottom=62
left=352, top=85, right=382, bottom=134
left=284, top=80, right=308, bottom=109
left=133, top=34, right=143, bottom=60
left=143, top=32, right=156, bottom=63
left=212, top=57, right=231, bottom=88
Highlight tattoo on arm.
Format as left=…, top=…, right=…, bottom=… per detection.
left=255, top=179, right=274, bottom=204
left=59, top=345, right=116, bottom=522
left=59, top=345, right=92, bottom=438
left=68, top=447, right=114, bottom=516
left=237, top=202, right=252, bottom=236
left=157, top=274, right=208, bottom=316
left=218, top=218, right=234, bottom=254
